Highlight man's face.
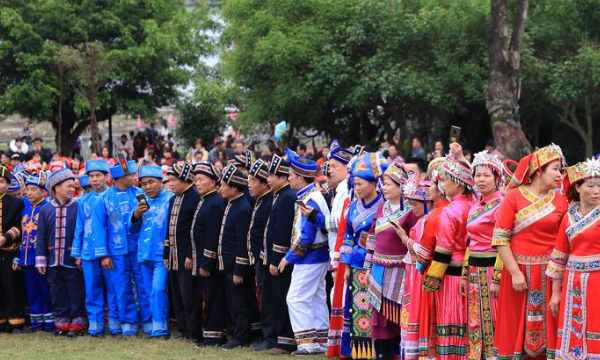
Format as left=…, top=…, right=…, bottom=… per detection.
left=328, top=159, right=348, bottom=188
left=33, top=140, right=43, bottom=150
left=26, top=185, right=46, bottom=204
left=248, top=176, right=268, bottom=198
left=140, top=177, right=163, bottom=198
left=296, top=147, right=306, bottom=157
left=234, top=143, right=244, bottom=155
left=0, top=155, right=9, bottom=166
left=54, top=179, right=76, bottom=201
left=404, top=163, right=420, bottom=179
left=169, top=175, right=189, bottom=195
left=219, top=182, right=239, bottom=200
left=412, top=138, right=420, bottom=149
left=288, top=171, right=305, bottom=191
left=88, top=171, right=107, bottom=192
left=194, top=173, right=216, bottom=196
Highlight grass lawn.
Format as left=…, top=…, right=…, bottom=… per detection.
left=0, top=332, right=324, bottom=360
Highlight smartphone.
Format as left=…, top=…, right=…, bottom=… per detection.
left=389, top=219, right=400, bottom=228
left=295, top=200, right=307, bottom=208
left=136, top=194, right=148, bottom=206
left=449, top=125, right=461, bottom=144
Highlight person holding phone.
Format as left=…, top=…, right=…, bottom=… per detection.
left=127, top=165, right=174, bottom=339
left=93, top=157, right=151, bottom=336
left=339, top=152, right=388, bottom=359
left=277, top=149, right=330, bottom=355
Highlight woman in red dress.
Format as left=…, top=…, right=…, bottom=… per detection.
left=492, top=144, right=568, bottom=360
left=547, top=158, right=600, bottom=360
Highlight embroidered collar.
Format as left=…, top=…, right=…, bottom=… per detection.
left=479, top=191, right=502, bottom=206
left=201, top=189, right=217, bottom=199
left=274, top=183, right=290, bottom=195
left=361, top=192, right=382, bottom=209
left=0, top=192, right=5, bottom=201
left=256, top=189, right=272, bottom=201
left=51, top=198, right=75, bottom=207
left=228, top=193, right=244, bottom=203
left=297, top=183, right=315, bottom=200
left=519, top=185, right=554, bottom=204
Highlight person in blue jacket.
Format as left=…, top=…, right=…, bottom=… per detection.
left=93, top=156, right=151, bottom=336
left=71, top=159, right=121, bottom=336
left=128, top=165, right=173, bottom=339
left=277, top=149, right=331, bottom=355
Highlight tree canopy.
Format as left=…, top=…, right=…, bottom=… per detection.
left=0, top=0, right=215, bottom=154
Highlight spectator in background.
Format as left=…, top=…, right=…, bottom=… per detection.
left=404, top=157, right=427, bottom=180
left=484, top=140, right=495, bottom=154
left=260, top=150, right=272, bottom=161
left=410, top=137, right=427, bottom=161
left=29, top=137, right=53, bottom=164
left=208, top=139, right=226, bottom=164
left=161, top=147, right=175, bottom=167
left=386, top=144, right=404, bottom=164
left=133, top=132, right=147, bottom=160
left=140, top=148, right=157, bottom=166
left=167, top=133, right=178, bottom=147
left=188, top=139, right=209, bottom=163
left=10, top=154, right=22, bottom=171
left=116, top=134, right=134, bottom=158
left=464, top=149, right=473, bottom=163
left=72, top=136, right=82, bottom=158
left=316, top=147, right=329, bottom=172
left=144, top=123, right=159, bottom=147
left=296, top=143, right=307, bottom=158
left=428, top=140, right=445, bottom=161
left=9, top=136, right=29, bottom=157
left=233, top=141, right=245, bottom=157
left=100, top=146, right=116, bottom=166
left=171, top=143, right=181, bottom=161
left=0, top=152, right=10, bottom=168
left=21, top=121, right=33, bottom=145
left=214, top=159, right=226, bottom=172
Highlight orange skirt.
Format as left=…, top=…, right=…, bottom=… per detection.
left=493, top=263, right=557, bottom=360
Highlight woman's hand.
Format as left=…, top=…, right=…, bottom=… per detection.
left=549, top=291, right=561, bottom=317
left=490, top=282, right=500, bottom=298
left=511, top=270, right=528, bottom=292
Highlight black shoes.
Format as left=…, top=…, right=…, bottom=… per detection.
left=253, top=340, right=275, bottom=351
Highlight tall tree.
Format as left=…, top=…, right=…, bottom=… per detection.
left=0, top=0, right=215, bottom=155
left=486, top=0, right=534, bottom=159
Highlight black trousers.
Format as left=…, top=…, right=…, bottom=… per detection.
left=256, top=262, right=276, bottom=346
left=261, top=263, right=295, bottom=349
left=223, top=268, right=259, bottom=344
left=169, top=269, right=202, bottom=339
left=203, top=273, right=227, bottom=340
left=46, top=267, right=85, bottom=320
left=0, top=254, right=25, bottom=329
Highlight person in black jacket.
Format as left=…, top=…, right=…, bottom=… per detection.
left=246, top=159, right=275, bottom=351
left=192, top=163, right=227, bottom=347
left=0, top=166, right=25, bottom=333
left=217, top=164, right=257, bottom=350
left=163, top=162, right=201, bottom=344
left=262, top=153, right=298, bottom=354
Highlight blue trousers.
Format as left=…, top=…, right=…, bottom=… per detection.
left=140, top=260, right=169, bottom=337
left=82, top=259, right=120, bottom=335
left=23, top=266, right=54, bottom=331
left=111, top=253, right=152, bottom=335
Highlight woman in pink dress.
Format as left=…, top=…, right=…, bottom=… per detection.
left=423, top=155, right=475, bottom=360
left=461, top=151, right=504, bottom=360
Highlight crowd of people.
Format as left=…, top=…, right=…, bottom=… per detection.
left=0, top=126, right=598, bottom=360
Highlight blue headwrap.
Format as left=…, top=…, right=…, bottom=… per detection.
left=285, top=148, right=318, bottom=178
left=86, top=159, right=110, bottom=174
left=79, top=174, right=91, bottom=188
left=353, top=152, right=389, bottom=183
left=328, top=139, right=354, bottom=165
left=139, top=165, right=163, bottom=180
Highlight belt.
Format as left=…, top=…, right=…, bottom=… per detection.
left=446, top=265, right=462, bottom=276
left=469, top=256, right=496, bottom=267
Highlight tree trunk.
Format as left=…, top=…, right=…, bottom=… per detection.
left=584, top=95, right=594, bottom=158
left=486, top=0, right=533, bottom=160
left=89, top=98, right=100, bottom=155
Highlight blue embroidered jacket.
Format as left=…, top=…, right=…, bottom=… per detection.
left=128, top=188, right=174, bottom=263
left=17, top=197, right=48, bottom=266
left=340, top=194, right=384, bottom=269
left=93, top=185, right=143, bottom=257
left=72, top=189, right=105, bottom=261
left=284, top=184, right=329, bottom=265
